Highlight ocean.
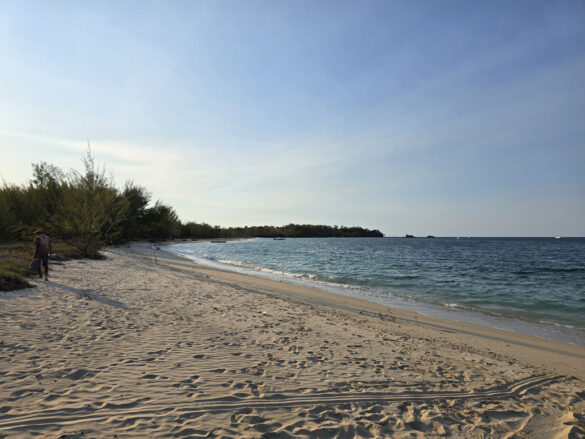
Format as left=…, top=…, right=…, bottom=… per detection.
left=163, top=237, right=585, bottom=346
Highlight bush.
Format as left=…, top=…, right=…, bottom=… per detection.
left=0, top=243, right=32, bottom=291
left=0, top=268, right=32, bottom=291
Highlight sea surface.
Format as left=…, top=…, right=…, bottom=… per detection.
left=163, top=237, right=585, bottom=345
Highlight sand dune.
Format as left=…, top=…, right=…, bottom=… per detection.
left=0, top=243, right=583, bottom=438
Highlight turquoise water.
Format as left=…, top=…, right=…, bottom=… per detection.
left=164, top=237, right=585, bottom=345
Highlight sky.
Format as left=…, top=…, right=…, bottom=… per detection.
left=1, top=0, right=584, bottom=236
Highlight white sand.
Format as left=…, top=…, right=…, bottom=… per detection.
left=0, top=243, right=584, bottom=438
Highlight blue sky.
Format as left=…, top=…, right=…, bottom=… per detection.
left=1, top=0, right=584, bottom=236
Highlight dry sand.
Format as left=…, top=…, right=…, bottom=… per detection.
left=0, top=242, right=584, bottom=438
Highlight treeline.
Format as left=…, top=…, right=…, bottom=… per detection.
left=0, top=151, right=181, bottom=257
left=194, top=224, right=384, bottom=238
left=0, top=152, right=383, bottom=257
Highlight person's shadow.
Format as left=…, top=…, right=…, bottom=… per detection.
left=48, top=281, right=130, bottom=310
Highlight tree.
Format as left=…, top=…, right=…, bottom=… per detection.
left=0, top=183, right=18, bottom=241
left=116, top=182, right=151, bottom=242
left=50, top=149, right=123, bottom=257
left=142, top=201, right=181, bottom=239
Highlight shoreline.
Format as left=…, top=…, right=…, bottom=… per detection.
left=145, top=242, right=585, bottom=378
left=162, top=240, right=585, bottom=347
left=1, top=241, right=583, bottom=437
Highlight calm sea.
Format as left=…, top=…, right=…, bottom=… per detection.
left=164, top=237, right=585, bottom=345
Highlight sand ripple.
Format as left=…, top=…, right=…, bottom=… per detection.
left=0, top=245, right=583, bottom=438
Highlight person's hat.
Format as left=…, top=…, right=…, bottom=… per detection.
left=35, top=229, right=44, bottom=234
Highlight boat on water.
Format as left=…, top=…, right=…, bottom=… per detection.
left=273, top=237, right=285, bottom=240
left=554, top=236, right=561, bottom=239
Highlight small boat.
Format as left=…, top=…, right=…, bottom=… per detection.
left=554, top=236, right=561, bottom=239
left=273, top=237, right=285, bottom=240
left=211, top=240, right=226, bottom=243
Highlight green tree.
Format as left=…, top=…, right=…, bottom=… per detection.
left=50, top=149, right=123, bottom=257
left=142, top=201, right=181, bottom=239
left=0, top=183, right=19, bottom=241
left=116, top=182, right=151, bottom=242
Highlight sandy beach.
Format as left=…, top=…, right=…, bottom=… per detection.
left=0, top=243, right=584, bottom=438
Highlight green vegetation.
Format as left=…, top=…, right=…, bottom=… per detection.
left=1, top=150, right=181, bottom=290
left=0, top=240, right=97, bottom=291
left=1, top=150, right=382, bottom=291
left=0, top=150, right=181, bottom=257
left=0, top=242, right=32, bottom=290
left=186, top=224, right=384, bottom=239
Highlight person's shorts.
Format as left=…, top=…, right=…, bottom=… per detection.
left=38, top=255, right=49, bottom=268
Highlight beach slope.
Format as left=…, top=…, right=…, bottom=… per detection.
left=0, top=243, right=583, bottom=438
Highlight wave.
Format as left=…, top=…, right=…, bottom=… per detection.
left=184, top=254, right=328, bottom=283
left=443, top=303, right=463, bottom=309
left=514, top=267, right=585, bottom=275
left=387, top=275, right=420, bottom=280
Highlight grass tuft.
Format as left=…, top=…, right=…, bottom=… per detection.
left=0, top=268, right=33, bottom=291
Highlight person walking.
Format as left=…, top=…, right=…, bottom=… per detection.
left=34, top=229, right=52, bottom=280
